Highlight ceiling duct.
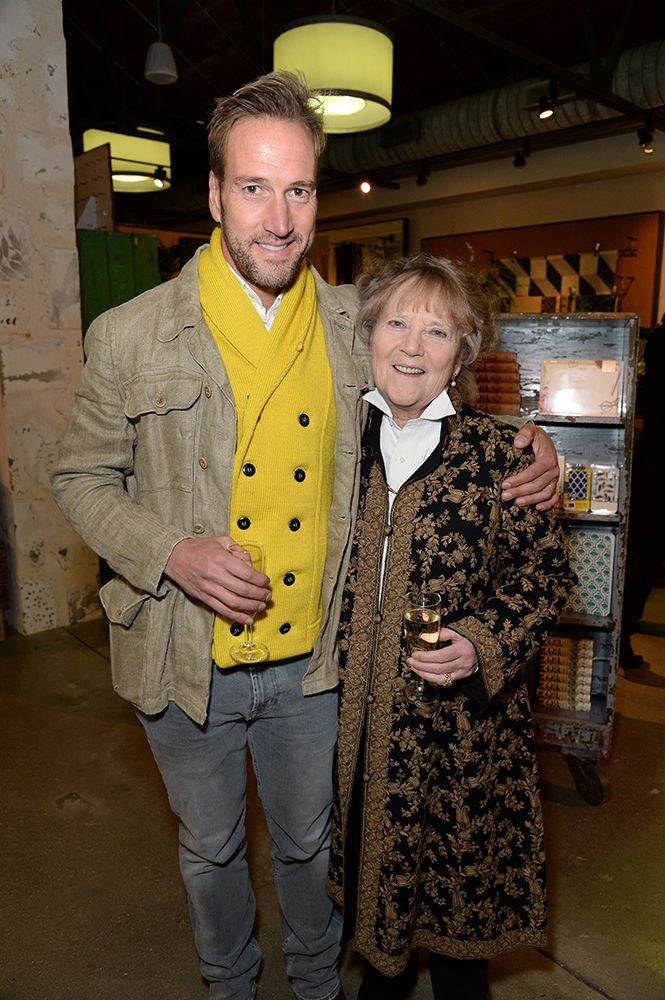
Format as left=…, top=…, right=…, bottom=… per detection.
left=325, top=41, right=665, bottom=176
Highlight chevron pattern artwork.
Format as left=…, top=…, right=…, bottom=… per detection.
left=501, top=251, right=619, bottom=304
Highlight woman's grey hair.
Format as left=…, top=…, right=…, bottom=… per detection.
left=356, top=254, right=498, bottom=403
left=208, top=71, right=327, bottom=182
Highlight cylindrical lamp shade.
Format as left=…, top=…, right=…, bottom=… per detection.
left=274, top=17, right=393, bottom=133
left=82, top=128, right=171, bottom=193
left=145, top=41, right=178, bottom=85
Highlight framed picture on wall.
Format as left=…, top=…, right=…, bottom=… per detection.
left=310, top=219, right=409, bottom=285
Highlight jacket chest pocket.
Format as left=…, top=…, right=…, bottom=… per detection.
left=123, top=372, right=203, bottom=494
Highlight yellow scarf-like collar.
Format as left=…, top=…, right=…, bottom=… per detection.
left=199, top=228, right=320, bottom=452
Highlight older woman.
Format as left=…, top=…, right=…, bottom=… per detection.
left=328, top=255, right=574, bottom=1000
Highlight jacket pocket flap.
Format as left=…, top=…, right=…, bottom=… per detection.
left=123, top=373, right=203, bottom=418
left=100, top=576, right=151, bottom=626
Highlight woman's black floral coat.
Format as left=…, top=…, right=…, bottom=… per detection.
left=328, top=399, right=575, bottom=976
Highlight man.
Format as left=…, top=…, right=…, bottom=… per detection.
left=53, top=72, right=558, bottom=1000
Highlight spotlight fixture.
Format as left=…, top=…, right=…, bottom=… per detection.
left=416, top=161, right=431, bottom=186
left=512, top=138, right=531, bottom=169
left=359, top=175, right=399, bottom=194
left=538, top=95, right=555, bottom=120
left=537, top=80, right=558, bottom=121
left=153, top=165, right=168, bottom=188
left=638, top=127, right=654, bottom=154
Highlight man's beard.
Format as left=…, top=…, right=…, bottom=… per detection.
left=221, top=212, right=312, bottom=293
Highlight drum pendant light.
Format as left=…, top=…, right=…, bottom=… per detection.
left=273, top=16, right=393, bottom=133
left=82, top=128, right=172, bottom=193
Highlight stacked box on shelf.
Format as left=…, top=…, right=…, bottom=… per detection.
left=474, top=351, right=521, bottom=415
left=537, top=636, right=594, bottom=711
left=563, top=529, right=615, bottom=617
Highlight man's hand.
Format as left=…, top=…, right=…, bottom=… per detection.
left=164, top=536, right=271, bottom=623
left=502, top=422, right=559, bottom=510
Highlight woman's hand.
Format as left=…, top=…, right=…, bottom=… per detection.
left=408, top=628, right=478, bottom=687
left=501, top=422, right=559, bottom=510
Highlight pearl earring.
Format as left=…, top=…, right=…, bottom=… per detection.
left=450, top=378, right=457, bottom=387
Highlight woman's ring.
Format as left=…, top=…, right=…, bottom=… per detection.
left=440, top=673, right=454, bottom=687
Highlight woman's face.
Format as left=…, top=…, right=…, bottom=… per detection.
left=370, top=286, right=462, bottom=427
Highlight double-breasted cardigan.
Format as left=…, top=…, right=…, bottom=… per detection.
left=328, top=400, right=574, bottom=975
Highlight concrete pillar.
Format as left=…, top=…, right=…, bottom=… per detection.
left=0, top=1, right=100, bottom=633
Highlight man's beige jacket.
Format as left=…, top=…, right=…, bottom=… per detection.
left=52, top=249, right=368, bottom=724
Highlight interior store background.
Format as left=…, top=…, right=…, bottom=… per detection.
left=1, top=2, right=665, bottom=998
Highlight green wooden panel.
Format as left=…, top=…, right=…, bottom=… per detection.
left=132, top=233, right=160, bottom=295
left=77, top=229, right=111, bottom=332
left=106, top=231, right=135, bottom=307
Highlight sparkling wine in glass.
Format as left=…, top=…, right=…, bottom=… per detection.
left=403, top=590, right=441, bottom=703
left=229, top=540, right=269, bottom=664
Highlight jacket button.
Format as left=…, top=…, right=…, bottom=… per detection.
left=366, top=694, right=375, bottom=704
left=374, top=613, right=382, bottom=624
left=192, top=523, right=205, bottom=534
left=288, top=518, right=301, bottom=531
left=294, top=468, right=306, bottom=482
left=154, top=392, right=165, bottom=407
left=279, top=623, right=291, bottom=634
left=298, top=413, right=310, bottom=426
left=362, top=772, right=371, bottom=783
left=237, top=517, right=251, bottom=530
left=242, top=463, right=256, bottom=477
left=283, top=573, right=295, bottom=586
left=198, top=457, right=208, bottom=470
left=230, top=623, right=243, bottom=636
left=204, top=385, right=212, bottom=398
left=384, top=525, right=392, bottom=536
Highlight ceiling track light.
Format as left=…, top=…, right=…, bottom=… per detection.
left=638, top=114, right=655, bottom=154
left=538, top=95, right=555, bottom=120
left=416, top=160, right=431, bottom=185
left=512, top=137, right=531, bottom=168
left=359, top=175, right=400, bottom=194
left=153, top=165, right=168, bottom=188
left=537, top=80, right=558, bottom=120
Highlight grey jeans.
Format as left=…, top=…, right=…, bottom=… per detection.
left=138, top=656, right=342, bottom=1000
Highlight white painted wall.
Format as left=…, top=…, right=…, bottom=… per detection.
left=0, top=1, right=99, bottom=633
left=318, top=133, right=665, bottom=321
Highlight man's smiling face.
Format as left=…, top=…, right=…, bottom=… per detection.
left=208, top=116, right=318, bottom=308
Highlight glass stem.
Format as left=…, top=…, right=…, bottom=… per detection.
left=243, top=623, right=254, bottom=648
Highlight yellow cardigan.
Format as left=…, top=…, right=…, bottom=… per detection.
left=199, top=232, right=337, bottom=665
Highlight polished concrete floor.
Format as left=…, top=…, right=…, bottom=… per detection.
left=1, top=610, right=664, bottom=1000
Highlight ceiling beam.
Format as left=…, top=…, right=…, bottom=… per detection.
left=395, top=0, right=664, bottom=129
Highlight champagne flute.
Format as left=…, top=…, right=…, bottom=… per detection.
left=403, top=590, right=441, bottom=703
left=229, top=540, right=269, bottom=664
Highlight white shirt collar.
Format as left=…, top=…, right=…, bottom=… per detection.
left=227, top=262, right=283, bottom=331
left=363, top=385, right=457, bottom=424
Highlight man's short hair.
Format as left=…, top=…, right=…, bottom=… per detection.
left=208, top=71, right=327, bottom=181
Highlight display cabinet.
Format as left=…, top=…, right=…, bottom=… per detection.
left=494, top=313, right=640, bottom=803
